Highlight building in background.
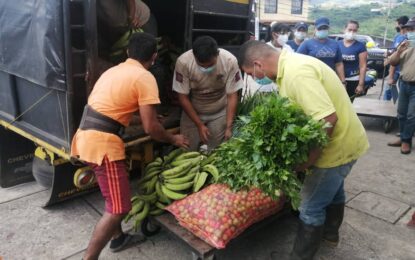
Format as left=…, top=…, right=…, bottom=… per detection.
left=258, top=0, right=310, bottom=25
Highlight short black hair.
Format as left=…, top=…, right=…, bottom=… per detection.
left=238, top=40, right=274, bottom=68
left=396, top=16, right=409, bottom=26
left=128, top=32, right=157, bottom=62
left=270, top=23, right=291, bottom=34
left=345, top=20, right=360, bottom=28
left=192, top=36, right=219, bottom=63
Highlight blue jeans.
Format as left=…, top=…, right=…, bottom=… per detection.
left=299, top=161, right=356, bottom=226
left=397, top=80, right=415, bottom=144
left=384, top=71, right=400, bottom=101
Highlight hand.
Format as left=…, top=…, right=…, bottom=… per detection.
left=224, top=127, right=232, bottom=141
left=172, top=134, right=189, bottom=149
left=129, top=15, right=140, bottom=28
left=295, top=163, right=309, bottom=173
left=397, top=40, right=410, bottom=54
left=387, top=77, right=396, bottom=86
left=355, top=85, right=364, bottom=95
left=198, top=124, right=211, bottom=144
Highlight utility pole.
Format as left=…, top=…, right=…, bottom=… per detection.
left=383, top=0, right=392, bottom=46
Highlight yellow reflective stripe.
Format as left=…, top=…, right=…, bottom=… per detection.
left=0, top=119, right=70, bottom=160
left=226, top=0, right=249, bottom=4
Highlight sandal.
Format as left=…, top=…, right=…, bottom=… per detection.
left=109, top=233, right=146, bottom=253
left=387, top=140, right=402, bottom=147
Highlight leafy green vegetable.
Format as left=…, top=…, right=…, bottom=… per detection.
left=215, top=93, right=329, bottom=209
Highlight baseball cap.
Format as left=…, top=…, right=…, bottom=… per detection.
left=401, top=17, right=415, bottom=29
left=315, top=17, right=330, bottom=30
left=295, top=22, right=308, bottom=30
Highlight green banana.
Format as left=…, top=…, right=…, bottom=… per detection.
left=137, top=191, right=157, bottom=202
left=155, top=181, right=170, bottom=204
left=164, top=181, right=193, bottom=191
left=165, top=172, right=196, bottom=184
left=161, top=185, right=187, bottom=200
left=188, top=165, right=200, bottom=174
left=201, top=153, right=216, bottom=167
left=130, top=200, right=145, bottom=214
left=164, top=148, right=184, bottom=163
left=145, top=161, right=162, bottom=172
left=145, top=175, right=158, bottom=193
left=145, top=166, right=162, bottom=176
left=170, top=156, right=202, bottom=167
left=138, top=168, right=161, bottom=184
left=161, top=161, right=193, bottom=177
left=155, top=201, right=167, bottom=210
left=162, top=167, right=191, bottom=180
left=202, top=164, right=219, bottom=182
left=154, top=157, right=163, bottom=164
left=173, top=151, right=201, bottom=162
left=193, top=171, right=208, bottom=192
left=133, top=201, right=150, bottom=231
left=131, top=195, right=140, bottom=203
left=124, top=213, right=134, bottom=223
left=149, top=208, right=164, bottom=216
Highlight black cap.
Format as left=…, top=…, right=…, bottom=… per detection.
left=295, top=22, right=308, bottom=30
left=401, top=18, right=415, bottom=29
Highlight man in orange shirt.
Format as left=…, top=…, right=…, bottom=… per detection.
left=71, top=33, right=189, bottom=260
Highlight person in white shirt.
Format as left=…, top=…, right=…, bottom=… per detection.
left=267, top=23, right=294, bottom=52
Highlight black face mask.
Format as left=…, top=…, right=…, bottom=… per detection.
left=396, top=26, right=401, bottom=33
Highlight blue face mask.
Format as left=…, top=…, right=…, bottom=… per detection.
left=407, top=31, right=415, bottom=41
left=199, top=65, right=216, bottom=74
left=316, top=30, right=329, bottom=39
left=254, top=64, right=274, bottom=85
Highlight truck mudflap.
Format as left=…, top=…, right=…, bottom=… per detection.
left=32, top=147, right=98, bottom=207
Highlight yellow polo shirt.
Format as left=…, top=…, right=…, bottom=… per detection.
left=276, top=50, right=369, bottom=168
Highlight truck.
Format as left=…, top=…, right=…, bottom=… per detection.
left=0, top=0, right=254, bottom=206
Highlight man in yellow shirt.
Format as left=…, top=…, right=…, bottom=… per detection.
left=239, top=41, right=369, bottom=259
left=71, top=33, right=189, bottom=260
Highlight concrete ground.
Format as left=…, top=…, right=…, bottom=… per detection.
left=1, top=82, right=414, bottom=260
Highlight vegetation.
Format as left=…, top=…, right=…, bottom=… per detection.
left=310, top=2, right=415, bottom=39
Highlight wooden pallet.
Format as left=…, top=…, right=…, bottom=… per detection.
left=151, top=206, right=291, bottom=260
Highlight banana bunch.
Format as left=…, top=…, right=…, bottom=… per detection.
left=124, top=149, right=219, bottom=230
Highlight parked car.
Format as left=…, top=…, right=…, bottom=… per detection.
left=330, top=34, right=389, bottom=78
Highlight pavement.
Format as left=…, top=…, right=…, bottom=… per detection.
left=1, top=82, right=414, bottom=260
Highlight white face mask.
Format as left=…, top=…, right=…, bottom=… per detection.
left=277, top=34, right=289, bottom=46
left=294, top=31, right=307, bottom=41
left=344, top=32, right=356, bottom=41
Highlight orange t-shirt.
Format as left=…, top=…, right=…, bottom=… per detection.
left=71, top=59, right=160, bottom=165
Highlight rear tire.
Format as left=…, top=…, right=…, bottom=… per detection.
left=32, top=157, right=54, bottom=188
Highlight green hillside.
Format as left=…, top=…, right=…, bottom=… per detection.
left=310, top=3, right=415, bottom=39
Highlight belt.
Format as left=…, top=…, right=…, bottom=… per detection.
left=79, top=105, right=125, bottom=137
left=402, top=80, right=415, bottom=85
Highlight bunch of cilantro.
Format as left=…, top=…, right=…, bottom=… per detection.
left=215, top=93, right=329, bottom=209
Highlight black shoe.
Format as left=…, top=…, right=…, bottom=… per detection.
left=109, top=233, right=146, bottom=253
left=322, top=203, right=345, bottom=247
left=290, top=220, right=324, bottom=260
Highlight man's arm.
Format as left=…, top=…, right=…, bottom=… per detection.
left=224, top=92, right=239, bottom=140
left=357, top=51, right=368, bottom=93
left=335, top=62, right=346, bottom=83
left=296, top=112, right=338, bottom=171
left=139, top=105, right=189, bottom=148
left=127, top=0, right=140, bottom=28
left=177, top=94, right=210, bottom=144
left=389, top=40, right=410, bottom=66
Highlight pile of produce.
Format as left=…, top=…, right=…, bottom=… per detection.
left=214, top=93, right=329, bottom=209
left=124, top=149, right=218, bottom=229
left=166, top=184, right=285, bottom=248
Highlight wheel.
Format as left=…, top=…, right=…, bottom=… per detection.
left=383, top=119, right=394, bottom=133
left=32, top=156, right=54, bottom=188
left=191, top=252, right=216, bottom=260
left=141, top=217, right=161, bottom=237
